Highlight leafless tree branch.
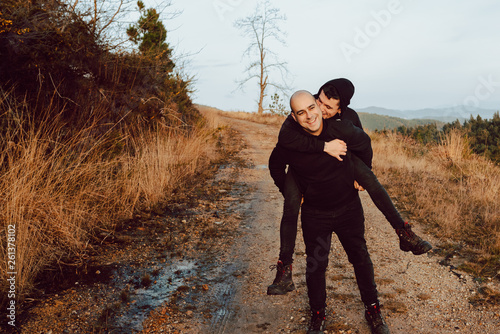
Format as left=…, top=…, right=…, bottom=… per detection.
left=234, top=0, right=291, bottom=114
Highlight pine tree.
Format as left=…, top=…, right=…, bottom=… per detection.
left=127, top=1, right=174, bottom=73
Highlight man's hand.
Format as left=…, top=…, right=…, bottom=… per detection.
left=354, top=181, right=365, bottom=191
left=324, top=139, right=347, bottom=161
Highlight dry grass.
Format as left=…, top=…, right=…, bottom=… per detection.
left=371, top=129, right=500, bottom=258
left=0, top=105, right=223, bottom=305
left=469, top=286, right=500, bottom=305
left=195, top=105, right=225, bottom=129
left=198, top=106, right=286, bottom=127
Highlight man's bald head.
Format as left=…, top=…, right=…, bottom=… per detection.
left=290, top=90, right=314, bottom=113
left=288, top=90, right=323, bottom=136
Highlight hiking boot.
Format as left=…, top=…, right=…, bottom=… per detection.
left=396, top=222, right=432, bottom=255
left=267, top=261, right=295, bottom=295
left=307, top=308, right=326, bottom=334
left=365, top=302, right=390, bottom=334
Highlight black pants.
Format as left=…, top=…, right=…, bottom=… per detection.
left=351, top=155, right=405, bottom=229
left=301, top=197, right=378, bottom=310
left=278, top=170, right=302, bottom=265
left=278, top=154, right=405, bottom=265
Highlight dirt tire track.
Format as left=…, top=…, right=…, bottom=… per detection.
left=203, top=116, right=500, bottom=333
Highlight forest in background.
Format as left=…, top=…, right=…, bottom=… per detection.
left=380, top=113, right=500, bottom=164
left=358, top=112, right=446, bottom=132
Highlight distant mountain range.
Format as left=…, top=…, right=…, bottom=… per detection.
left=357, top=106, right=498, bottom=123
left=356, top=106, right=499, bottom=131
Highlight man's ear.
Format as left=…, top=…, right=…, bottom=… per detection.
left=291, top=111, right=297, bottom=122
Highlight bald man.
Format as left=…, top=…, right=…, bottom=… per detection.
left=269, top=91, right=390, bottom=334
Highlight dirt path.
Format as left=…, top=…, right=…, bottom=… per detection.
left=202, top=116, right=500, bottom=333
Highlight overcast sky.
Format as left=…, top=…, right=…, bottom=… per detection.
left=141, top=0, right=500, bottom=114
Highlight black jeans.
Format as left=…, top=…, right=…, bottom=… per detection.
left=350, top=154, right=405, bottom=230
left=277, top=155, right=405, bottom=265
left=278, top=170, right=302, bottom=265
left=301, top=197, right=378, bottom=310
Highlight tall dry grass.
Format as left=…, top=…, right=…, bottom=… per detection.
left=196, top=105, right=226, bottom=129
left=212, top=108, right=286, bottom=127
left=0, top=104, right=222, bottom=306
left=371, top=129, right=500, bottom=256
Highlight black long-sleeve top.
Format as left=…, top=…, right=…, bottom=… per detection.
left=269, top=118, right=372, bottom=210
left=277, top=108, right=363, bottom=154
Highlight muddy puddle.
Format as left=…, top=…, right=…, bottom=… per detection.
left=253, top=164, right=268, bottom=170
left=110, top=259, right=198, bottom=332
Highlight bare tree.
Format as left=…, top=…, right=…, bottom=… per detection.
left=234, top=0, right=289, bottom=115
left=67, top=0, right=180, bottom=51
left=64, top=0, right=132, bottom=49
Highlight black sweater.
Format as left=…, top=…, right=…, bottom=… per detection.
left=277, top=108, right=363, bottom=154
left=269, top=119, right=372, bottom=210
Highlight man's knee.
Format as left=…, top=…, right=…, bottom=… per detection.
left=306, top=255, right=328, bottom=275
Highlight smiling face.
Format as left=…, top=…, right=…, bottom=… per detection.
left=317, top=90, right=341, bottom=119
left=290, top=90, right=323, bottom=136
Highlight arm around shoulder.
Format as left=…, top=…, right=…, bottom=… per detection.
left=278, top=114, right=325, bottom=153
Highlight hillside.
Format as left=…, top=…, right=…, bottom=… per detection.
left=357, top=106, right=499, bottom=124
left=358, top=112, right=445, bottom=131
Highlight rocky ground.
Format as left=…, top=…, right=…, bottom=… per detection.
left=5, top=115, right=500, bottom=333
